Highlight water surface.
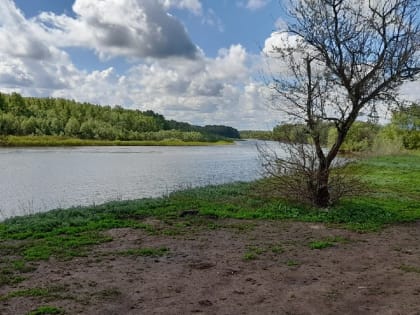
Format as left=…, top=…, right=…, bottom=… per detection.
left=0, top=140, right=269, bottom=219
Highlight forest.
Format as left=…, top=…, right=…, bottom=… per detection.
left=241, top=103, right=420, bottom=152
left=0, top=92, right=240, bottom=143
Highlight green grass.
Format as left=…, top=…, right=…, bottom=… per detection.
left=0, top=286, right=67, bottom=301
left=309, top=240, right=335, bottom=250
left=399, top=265, right=420, bottom=274
left=0, top=135, right=232, bottom=147
left=242, top=246, right=266, bottom=261
left=27, top=306, right=66, bottom=315
left=117, top=247, right=169, bottom=257
left=0, top=152, right=419, bottom=266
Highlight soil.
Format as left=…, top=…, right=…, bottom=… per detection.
left=1, top=219, right=420, bottom=315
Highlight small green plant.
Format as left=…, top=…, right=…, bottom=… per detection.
left=12, top=260, right=37, bottom=273
left=243, top=252, right=258, bottom=261
left=286, top=260, right=299, bottom=267
left=270, top=244, right=284, bottom=254
left=27, top=306, right=65, bottom=315
left=243, top=246, right=265, bottom=261
left=309, top=240, right=335, bottom=250
left=399, top=265, right=420, bottom=274
left=0, top=286, right=67, bottom=301
left=118, top=247, right=169, bottom=257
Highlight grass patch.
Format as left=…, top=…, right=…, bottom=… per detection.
left=309, top=240, right=335, bottom=250
left=399, top=265, right=420, bottom=274
left=118, top=247, right=169, bottom=257
left=286, top=260, right=299, bottom=267
left=270, top=244, right=284, bottom=254
left=0, top=286, right=67, bottom=301
left=243, top=246, right=265, bottom=261
left=1, top=135, right=232, bottom=147
left=309, top=236, right=350, bottom=249
left=27, top=306, right=66, bottom=315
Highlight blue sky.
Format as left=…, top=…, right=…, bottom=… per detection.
left=1, top=0, right=418, bottom=129
left=0, top=0, right=290, bottom=129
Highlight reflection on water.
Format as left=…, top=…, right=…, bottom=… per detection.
left=0, top=140, right=274, bottom=219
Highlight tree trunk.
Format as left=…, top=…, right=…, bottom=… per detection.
left=314, top=166, right=330, bottom=207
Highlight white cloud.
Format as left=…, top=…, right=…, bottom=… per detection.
left=50, top=45, right=276, bottom=129
left=0, top=0, right=280, bottom=129
left=161, top=0, right=203, bottom=15
left=37, top=0, right=199, bottom=60
left=243, top=0, right=271, bottom=10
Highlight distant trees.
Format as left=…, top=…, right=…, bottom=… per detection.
left=387, top=103, right=420, bottom=149
left=0, top=93, right=239, bottom=142
left=202, top=125, right=240, bottom=139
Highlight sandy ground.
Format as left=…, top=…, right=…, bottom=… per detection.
left=1, top=219, right=420, bottom=315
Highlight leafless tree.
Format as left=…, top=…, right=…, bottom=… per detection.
left=266, top=0, right=420, bottom=207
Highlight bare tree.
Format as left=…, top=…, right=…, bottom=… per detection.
left=267, top=0, right=420, bottom=207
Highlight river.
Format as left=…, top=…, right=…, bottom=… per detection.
left=0, top=140, right=273, bottom=219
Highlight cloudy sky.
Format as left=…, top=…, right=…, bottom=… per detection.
left=0, top=0, right=292, bottom=130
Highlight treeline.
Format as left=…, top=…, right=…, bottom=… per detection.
left=0, top=93, right=239, bottom=142
left=243, top=103, right=420, bottom=151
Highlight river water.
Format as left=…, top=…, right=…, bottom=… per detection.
left=0, top=140, right=272, bottom=219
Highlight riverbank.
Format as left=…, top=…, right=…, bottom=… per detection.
left=0, top=152, right=419, bottom=314
left=0, top=135, right=233, bottom=147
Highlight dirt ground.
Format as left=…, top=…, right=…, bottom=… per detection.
left=1, top=219, right=420, bottom=315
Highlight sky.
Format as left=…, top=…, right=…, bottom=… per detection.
left=0, top=0, right=419, bottom=130
left=0, top=0, right=291, bottom=130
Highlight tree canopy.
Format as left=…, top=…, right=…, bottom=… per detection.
left=0, top=93, right=240, bottom=142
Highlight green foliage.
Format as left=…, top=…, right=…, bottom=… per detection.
left=0, top=93, right=238, bottom=143
left=27, top=306, right=66, bottom=315
left=118, top=247, right=169, bottom=257
left=272, top=122, right=331, bottom=145
left=273, top=123, right=309, bottom=143
left=202, top=125, right=240, bottom=138
left=399, top=265, right=420, bottom=274
left=328, top=121, right=381, bottom=152
left=0, top=285, right=68, bottom=302
left=382, top=104, right=420, bottom=150
left=309, top=240, right=335, bottom=249
left=239, top=130, right=273, bottom=140
left=243, top=246, right=265, bottom=260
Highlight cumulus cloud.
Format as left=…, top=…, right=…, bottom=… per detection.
left=0, top=0, right=280, bottom=129
left=37, top=0, right=199, bottom=60
left=51, top=44, right=274, bottom=128
left=242, top=0, right=271, bottom=10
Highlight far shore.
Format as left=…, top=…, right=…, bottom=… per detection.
left=0, top=135, right=234, bottom=147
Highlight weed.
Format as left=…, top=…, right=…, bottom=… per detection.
left=243, top=252, right=258, bottom=261
left=0, top=274, right=25, bottom=286
left=0, top=285, right=68, bottom=301
left=270, top=244, right=284, bottom=254
left=309, top=240, right=335, bottom=250
left=286, top=260, right=299, bottom=267
left=399, top=265, right=420, bottom=274
left=27, top=306, right=65, bottom=315
left=118, top=247, right=169, bottom=257
left=243, top=246, right=265, bottom=261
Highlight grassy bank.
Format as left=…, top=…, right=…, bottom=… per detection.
left=0, top=135, right=233, bottom=147
left=0, top=153, right=419, bottom=265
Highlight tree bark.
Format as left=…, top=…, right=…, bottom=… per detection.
left=314, top=166, right=330, bottom=207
